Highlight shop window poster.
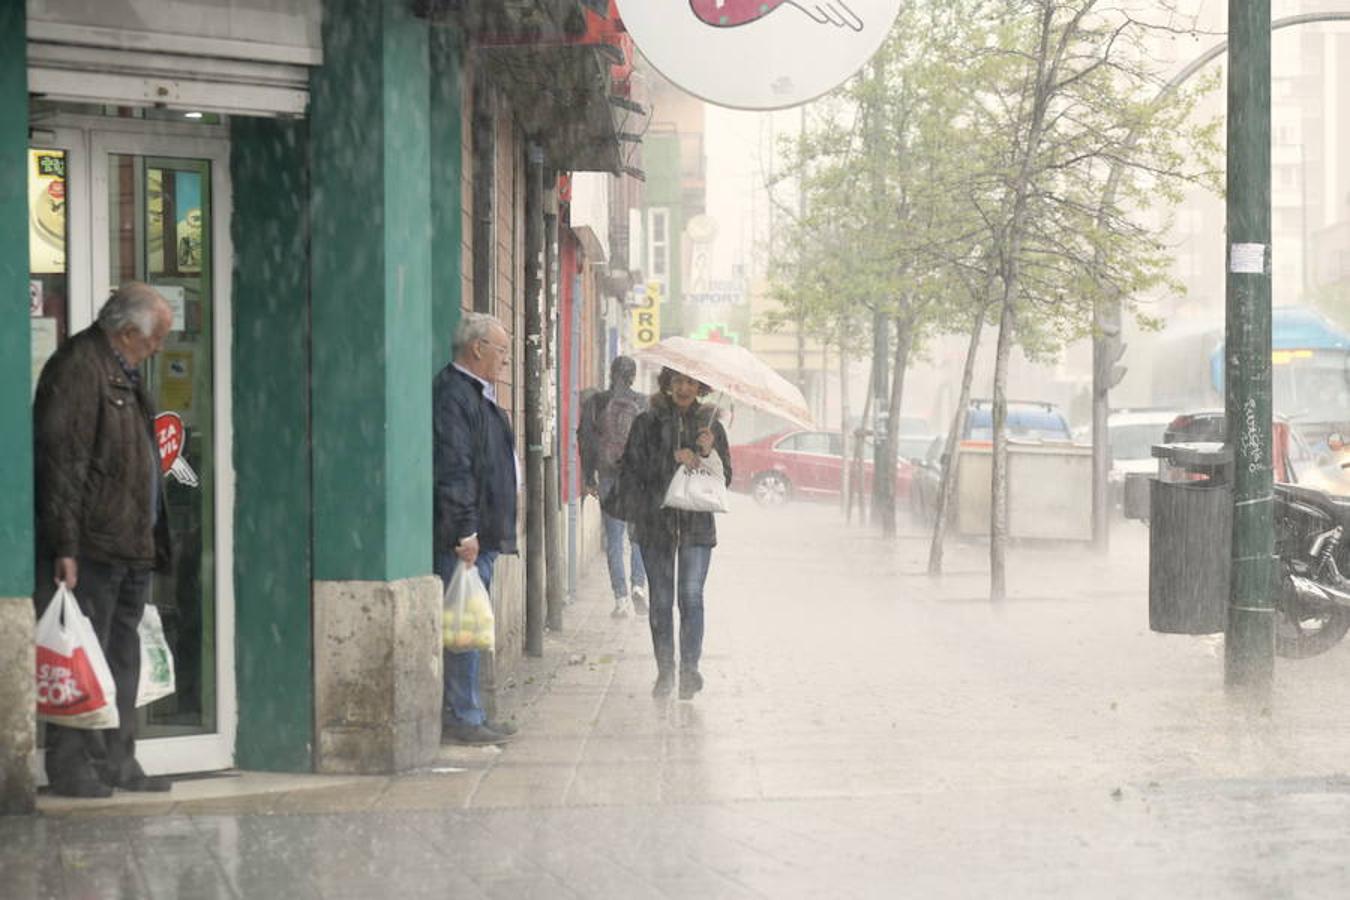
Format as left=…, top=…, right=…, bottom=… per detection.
left=29, top=149, right=66, bottom=274
left=147, top=168, right=204, bottom=276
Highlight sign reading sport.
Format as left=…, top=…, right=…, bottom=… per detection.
left=617, top=0, right=903, bottom=110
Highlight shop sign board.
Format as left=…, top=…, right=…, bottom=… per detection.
left=616, top=0, right=903, bottom=109
left=632, top=281, right=662, bottom=348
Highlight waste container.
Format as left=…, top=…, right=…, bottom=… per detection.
left=1148, top=442, right=1232, bottom=634
left=1122, top=471, right=1151, bottom=520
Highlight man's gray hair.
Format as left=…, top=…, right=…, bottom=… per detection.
left=97, top=282, right=166, bottom=337
left=453, top=312, right=506, bottom=358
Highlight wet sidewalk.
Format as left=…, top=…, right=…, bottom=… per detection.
left=11, top=499, right=1350, bottom=897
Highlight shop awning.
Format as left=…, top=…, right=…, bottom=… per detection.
left=25, top=0, right=319, bottom=118
left=452, top=0, right=637, bottom=173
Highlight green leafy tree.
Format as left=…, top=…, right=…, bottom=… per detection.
left=764, top=0, right=996, bottom=535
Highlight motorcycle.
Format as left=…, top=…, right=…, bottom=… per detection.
left=1274, top=474, right=1350, bottom=658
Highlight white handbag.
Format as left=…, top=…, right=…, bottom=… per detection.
left=662, top=451, right=730, bottom=513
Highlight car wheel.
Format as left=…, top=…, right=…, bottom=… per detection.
left=752, top=471, right=791, bottom=506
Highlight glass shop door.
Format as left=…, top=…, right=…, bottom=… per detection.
left=28, top=123, right=237, bottom=776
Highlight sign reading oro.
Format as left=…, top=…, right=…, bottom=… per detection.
left=632, top=281, right=662, bottom=348
left=617, top=0, right=903, bottom=110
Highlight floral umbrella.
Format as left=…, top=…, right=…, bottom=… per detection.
left=636, top=336, right=813, bottom=429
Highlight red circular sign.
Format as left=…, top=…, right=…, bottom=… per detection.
left=155, top=413, right=184, bottom=475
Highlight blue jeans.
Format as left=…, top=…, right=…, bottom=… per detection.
left=637, top=542, right=712, bottom=675
left=437, top=550, right=498, bottom=727
left=598, top=472, right=645, bottom=598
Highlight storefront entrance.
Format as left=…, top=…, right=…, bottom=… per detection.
left=29, top=112, right=236, bottom=775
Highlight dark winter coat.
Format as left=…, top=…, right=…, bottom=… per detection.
left=33, top=326, right=171, bottom=570
left=617, top=392, right=732, bottom=549
left=433, top=363, right=519, bottom=555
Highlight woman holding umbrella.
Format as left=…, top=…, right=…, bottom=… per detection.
left=617, top=366, right=733, bottom=699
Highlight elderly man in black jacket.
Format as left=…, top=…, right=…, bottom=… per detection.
left=33, top=282, right=174, bottom=797
left=432, top=312, right=519, bottom=745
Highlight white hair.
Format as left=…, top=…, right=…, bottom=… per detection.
left=453, top=312, right=506, bottom=358
left=97, top=282, right=166, bottom=337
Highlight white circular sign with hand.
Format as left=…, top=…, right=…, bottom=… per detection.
left=618, top=0, right=903, bottom=110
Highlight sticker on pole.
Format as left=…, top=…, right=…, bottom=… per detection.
left=1230, top=243, right=1267, bottom=275
left=156, top=412, right=199, bottom=487
left=617, top=0, right=903, bottom=109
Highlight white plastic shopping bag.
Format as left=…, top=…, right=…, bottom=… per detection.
left=35, top=584, right=120, bottom=729
left=136, top=603, right=176, bottom=707
left=662, top=451, right=730, bottom=513
left=443, top=561, right=495, bottom=653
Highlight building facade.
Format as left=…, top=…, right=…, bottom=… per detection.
left=0, top=0, right=635, bottom=812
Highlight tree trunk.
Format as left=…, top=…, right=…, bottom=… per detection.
left=927, top=302, right=988, bottom=574
left=990, top=296, right=1016, bottom=603
left=1091, top=288, right=1122, bottom=554
left=839, top=324, right=852, bottom=514
left=878, top=314, right=913, bottom=536
left=869, top=308, right=890, bottom=525
left=849, top=361, right=876, bottom=525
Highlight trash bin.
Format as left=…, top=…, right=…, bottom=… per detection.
left=1148, top=442, right=1232, bottom=635
left=1122, top=471, right=1151, bottom=520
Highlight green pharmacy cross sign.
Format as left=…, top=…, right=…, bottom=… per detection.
left=691, top=323, right=740, bottom=345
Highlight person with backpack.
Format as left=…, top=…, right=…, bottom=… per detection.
left=578, top=355, right=649, bottom=617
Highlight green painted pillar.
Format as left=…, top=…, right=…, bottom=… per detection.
left=0, top=0, right=31, bottom=595
left=429, top=25, right=464, bottom=373
left=308, top=0, right=441, bottom=774
left=1224, top=0, right=1275, bottom=694
left=310, top=0, right=433, bottom=582
left=230, top=118, right=314, bottom=772
left=0, top=0, right=35, bottom=813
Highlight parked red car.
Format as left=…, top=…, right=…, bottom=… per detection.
left=729, top=430, right=914, bottom=506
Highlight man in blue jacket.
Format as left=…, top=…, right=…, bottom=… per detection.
left=433, top=312, right=519, bottom=745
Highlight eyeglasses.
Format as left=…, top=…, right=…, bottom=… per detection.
left=479, top=339, right=510, bottom=355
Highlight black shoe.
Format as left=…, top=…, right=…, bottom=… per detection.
left=48, top=770, right=113, bottom=799
left=115, top=774, right=172, bottom=793
left=484, top=719, right=518, bottom=737
left=443, top=722, right=513, bottom=745
left=652, top=670, right=675, bottom=698
left=678, top=670, right=704, bottom=701
left=111, top=759, right=172, bottom=792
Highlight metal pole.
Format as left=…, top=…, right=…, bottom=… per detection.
left=544, top=186, right=564, bottom=633
left=1224, top=0, right=1274, bottom=694
left=524, top=143, right=546, bottom=657
left=567, top=271, right=581, bottom=607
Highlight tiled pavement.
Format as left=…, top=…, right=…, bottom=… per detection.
left=8, top=500, right=1350, bottom=897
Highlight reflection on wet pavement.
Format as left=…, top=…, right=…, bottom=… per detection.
left=9, top=500, right=1350, bottom=897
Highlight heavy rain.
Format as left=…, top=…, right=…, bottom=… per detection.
left=6, top=0, right=1350, bottom=897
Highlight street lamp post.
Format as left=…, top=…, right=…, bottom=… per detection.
left=1224, top=0, right=1275, bottom=693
